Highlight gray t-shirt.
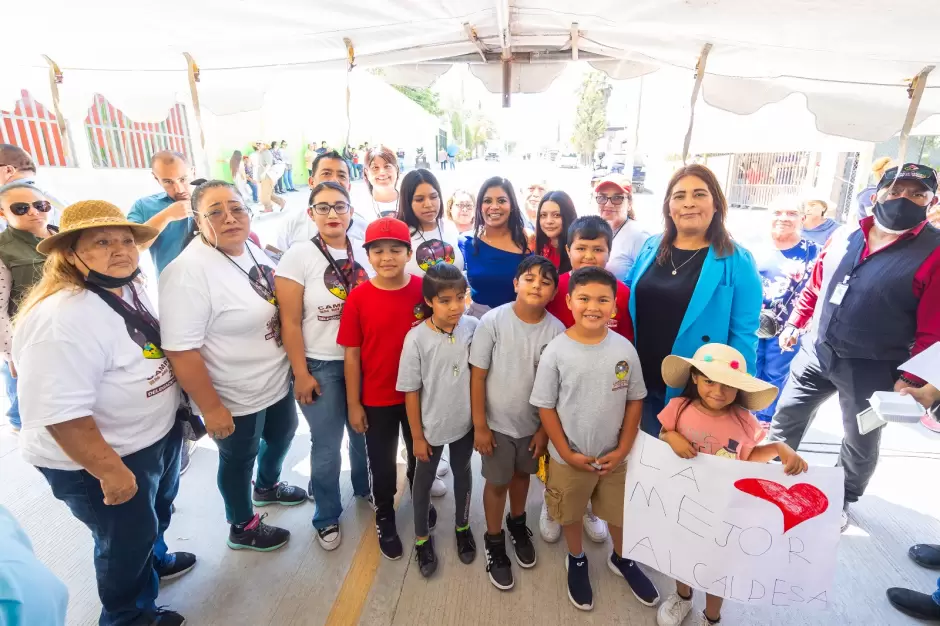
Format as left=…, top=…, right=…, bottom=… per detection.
left=396, top=316, right=479, bottom=446
left=530, top=331, right=647, bottom=463
left=468, top=303, right=565, bottom=438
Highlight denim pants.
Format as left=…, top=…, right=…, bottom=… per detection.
left=215, top=390, right=298, bottom=525
left=246, top=180, right=258, bottom=203
left=755, top=335, right=800, bottom=422
left=298, top=359, right=369, bottom=529
left=640, top=386, right=667, bottom=436
left=284, top=168, right=294, bottom=190
left=38, top=421, right=182, bottom=626
left=1, top=360, right=19, bottom=429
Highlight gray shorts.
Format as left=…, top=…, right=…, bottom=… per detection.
left=481, top=431, right=539, bottom=485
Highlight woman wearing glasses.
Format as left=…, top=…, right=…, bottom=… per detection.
left=594, top=176, right=649, bottom=284
left=0, top=183, right=57, bottom=432
left=364, top=146, right=401, bottom=220
left=274, top=182, right=373, bottom=551
left=397, top=169, right=465, bottom=276
left=446, top=189, right=475, bottom=235
left=160, top=181, right=306, bottom=553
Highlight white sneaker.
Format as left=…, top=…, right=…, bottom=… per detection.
left=430, top=477, right=448, bottom=497
left=436, top=458, right=450, bottom=478
left=316, top=524, right=342, bottom=551
left=583, top=511, right=608, bottom=543
left=689, top=612, right=713, bottom=626
left=539, top=500, right=562, bottom=543
left=656, top=593, right=693, bottom=626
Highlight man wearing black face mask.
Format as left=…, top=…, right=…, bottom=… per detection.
left=770, top=163, right=940, bottom=532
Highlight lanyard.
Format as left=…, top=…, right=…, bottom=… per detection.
left=218, top=243, right=276, bottom=305
left=313, top=235, right=358, bottom=299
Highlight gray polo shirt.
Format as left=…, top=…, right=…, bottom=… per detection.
left=530, top=331, right=647, bottom=463
left=396, top=316, right=479, bottom=446
left=468, top=303, right=565, bottom=438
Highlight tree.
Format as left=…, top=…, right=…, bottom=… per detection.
left=451, top=112, right=463, bottom=146
left=392, top=85, right=443, bottom=117
left=571, top=72, right=611, bottom=163
left=464, top=126, right=473, bottom=150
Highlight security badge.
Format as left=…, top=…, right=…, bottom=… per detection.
left=829, top=276, right=850, bottom=306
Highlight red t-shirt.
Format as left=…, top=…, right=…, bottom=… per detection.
left=337, top=275, right=425, bottom=406
left=546, top=271, right=634, bottom=343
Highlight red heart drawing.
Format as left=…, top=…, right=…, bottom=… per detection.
left=734, top=478, right=829, bottom=532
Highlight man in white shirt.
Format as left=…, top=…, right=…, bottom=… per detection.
left=252, top=142, right=285, bottom=213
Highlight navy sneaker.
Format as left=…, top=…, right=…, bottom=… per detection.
left=566, top=553, right=593, bottom=611
left=415, top=537, right=438, bottom=578
left=156, top=552, right=196, bottom=581
left=608, top=551, right=659, bottom=606
left=149, top=609, right=185, bottom=625
left=456, top=527, right=477, bottom=564
left=251, top=482, right=307, bottom=507
left=376, top=513, right=403, bottom=560
left=505, top=512, right=536, bottom=568
left=227, top=513, right=290, bottom=552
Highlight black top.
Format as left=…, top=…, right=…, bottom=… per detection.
left=634, top=246, right=708, bottom=392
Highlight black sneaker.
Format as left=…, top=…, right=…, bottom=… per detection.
left=150, top=608, right=185, bottom=625
left=455, top=527, right=477, bottom=565
left=376, top=514, right=403, bottom=560
left=566, top=553, right=593, bottom=611
left=887, top=587, right=940, bottom=620
left=505, top=512, right=536, bottom=568
left=483, top=531, right=514, bottom=591
left=156, top=552, right=196, bottom=581
left=415, top=538, right=438, bottom=578
left=608, top=551, right=659, bottom=606
left=227, top=513, right=290, bottom=552
left=429, top=504, right=438, bottom=530
left=252, top=482, right=307, bottom=507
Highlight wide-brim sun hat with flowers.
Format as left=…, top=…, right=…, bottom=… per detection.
left=661, top=343, right=779, bottom=411
left=37, top=200, right=159, bottom=255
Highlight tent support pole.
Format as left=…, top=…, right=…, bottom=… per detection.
left=570, top=23, right=580, bottom=61
left=895, top=65, right=934, bottom=168
left=681, top=43, right=712, bottom=165
left=502, top=59, right=511, bottom=108
left=182, top=52, right=210, bottom=177
left=463, top=24, right=488, bottom=62
left=41, top=55, right=71, bottom=165
left=344, top=38, right=355, bottom=148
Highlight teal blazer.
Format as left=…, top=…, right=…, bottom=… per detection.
left=626, top=235, right=763, bottom=402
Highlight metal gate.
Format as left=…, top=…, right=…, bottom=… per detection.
left=726, top=152, right=819, bottom=209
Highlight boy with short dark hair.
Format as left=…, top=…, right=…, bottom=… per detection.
left=531, top=266, right=658, bottom=612
left=469, top=255, right=564, bottom=591
left=337, top=217, right=445, bottom=561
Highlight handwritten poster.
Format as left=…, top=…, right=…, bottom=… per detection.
left=622, top=433, right=844, bottom=610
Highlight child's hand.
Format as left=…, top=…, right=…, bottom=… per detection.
left=349, top=404, right=368, bottom=434
left=663, top=431, right=697, bottom=459
left=777, top=444, right=809, bottom=475
left=474, top=426, right=497, bottom=456
left=563, top=451, right=599, bottom=473
left=413, top=439, right=432, bottom=463
left=529, top=428, right=548, bottom=459
left=595, top=447, right=628, bottom=475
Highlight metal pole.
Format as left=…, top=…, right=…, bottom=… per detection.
left=502, top=59, right=511, bottom=108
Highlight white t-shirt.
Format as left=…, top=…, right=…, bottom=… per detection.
left=607, top=219, right=650, bottom=285
left=276, top=238, right=374, bottom=360
left=405, top=221, right=466, bottom=276
left=13, top=285, right=178, bottom=470
left=160, top=237, right=290, bottom=416
left=368, top=198, right=398, bottom=220
left=275, top=209, right=366, bottom=253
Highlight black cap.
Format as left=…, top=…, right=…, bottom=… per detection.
left=876, top=163, right=938, bottom=194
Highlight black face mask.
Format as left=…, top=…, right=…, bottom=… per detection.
left=873, top=197, right=927, bottom=232
left=76, top=254, right=141, bottom=289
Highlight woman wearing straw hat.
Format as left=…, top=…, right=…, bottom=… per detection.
left=159, top=180, right=306, bottom=554
left=655, top=343, right=807, bottom=626
left=626, top=164, right=763, bottom=437
left=12, top=200, right=192, bottom=626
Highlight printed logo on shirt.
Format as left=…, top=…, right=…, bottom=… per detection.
left=266, top=314, right=283, bottom=346
left=715, top=438, right=740, bottom=459
left=323, top=262, right=369, bottom=300
left=249, top=265, right=277, bottom=305
left=415, top=239, right=456, bottom=272
left=612, top=360, right=630, bottom=391
left=125, top=322, right=166, bottom=360
left=145, top=360, right=176, bottom=398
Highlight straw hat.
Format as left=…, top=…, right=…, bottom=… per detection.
left=37, top=200, right=158, bottom=254
left=661, top=343, right=778, bottom=411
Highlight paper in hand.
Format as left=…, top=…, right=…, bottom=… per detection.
left=898, top=343, right=940, bottom=389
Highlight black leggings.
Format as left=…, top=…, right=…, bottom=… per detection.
left=364, top=404, right=415, bottom=518
left=413, top=429, right=473, bottom=537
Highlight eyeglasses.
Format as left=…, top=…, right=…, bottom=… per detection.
left=201, top=206, right=251, bottom=221
left=454, top=202, right=473, bottom=210
left=8, top=200, right=53, bottom=216
left=596, top=194, right=628, bottom=206
left=310, top=201, right=350, bottom=215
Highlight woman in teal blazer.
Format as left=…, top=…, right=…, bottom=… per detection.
left=626, top=164, right=762, bottom=435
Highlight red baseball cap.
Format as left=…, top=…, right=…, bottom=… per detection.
left=363, top=217, right=411, bottom=248
left=594, top=175, right=632, bottom=195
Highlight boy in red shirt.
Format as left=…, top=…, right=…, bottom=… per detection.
left=547, top=216, right=633, bottom=343
left=338, top=217, right=441, bottom=560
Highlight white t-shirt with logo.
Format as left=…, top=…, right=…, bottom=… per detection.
left=276, top=237, right=374, bottom=360
left=13, top=284, right=178, bottom=470
left=160, top=237, right=290, bottom=416
left=405, top=221, right=466, bottom=276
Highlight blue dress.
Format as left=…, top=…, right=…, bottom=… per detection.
left=459, top=235, right=529, bottom=309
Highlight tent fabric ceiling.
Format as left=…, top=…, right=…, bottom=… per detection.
left=5, top=1, right=939, bottom=141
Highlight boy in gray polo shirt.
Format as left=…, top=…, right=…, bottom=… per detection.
left=530, top=266, right=658, bottom=612
left=469, top=256, right=564, bottom=591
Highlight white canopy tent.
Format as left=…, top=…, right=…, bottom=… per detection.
left=5, top=0, right=939, bottom=148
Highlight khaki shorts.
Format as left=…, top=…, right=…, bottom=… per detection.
left=543, top=458, right=626, bottom=527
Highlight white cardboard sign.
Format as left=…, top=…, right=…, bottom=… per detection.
left=622, top=433, right=844, bottom=610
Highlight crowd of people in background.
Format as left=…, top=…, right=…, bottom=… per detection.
left=1, top=138, right=940, bottom=625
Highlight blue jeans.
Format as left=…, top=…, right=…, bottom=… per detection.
left=299, top=359, right=369, bottom=529
left=246, top=180, right=258, bottom=203
left=284, top=168, right=294, bottom=190
left=1, top=360, right=19, bottom=429
left=640, top=386, right=667, bottom=436
left=38, top=421, right=182, bottom=626
left=215, top=390, right=298, bottom=525
left=933, top=578, right=940, bottom=606
left=755, top=336, right=800, bottom=422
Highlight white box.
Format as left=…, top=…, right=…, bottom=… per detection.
left=869, top=391, right=925, bottom=424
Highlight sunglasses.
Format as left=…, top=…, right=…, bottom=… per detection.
left=596, top=193, right=627, bottom=206
left=8, top=200, right=53, bottom=216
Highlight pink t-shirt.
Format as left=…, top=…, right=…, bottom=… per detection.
left=657, top=397, right=765, bottom=460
